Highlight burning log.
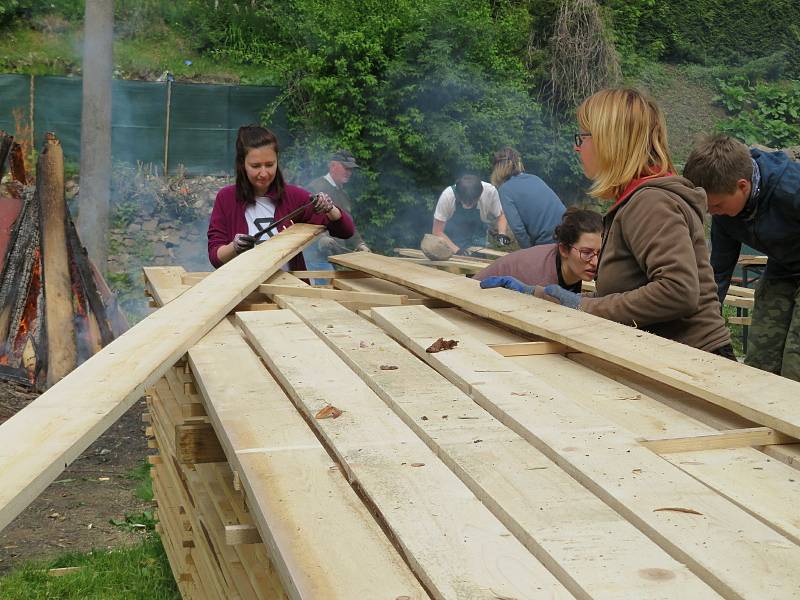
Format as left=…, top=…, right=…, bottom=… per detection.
left=9, top=143, right=27, bottom=185
left=0, top=132, right=127, bottom=389
left=0, top=132, right=12, bottom=181
left=38, top=133, right=77, bottom=386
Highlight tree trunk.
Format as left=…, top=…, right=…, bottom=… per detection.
left=78, top=0, right=113, bottom=275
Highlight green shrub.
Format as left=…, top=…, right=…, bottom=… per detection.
left=715, top=77, right=800, bottom=147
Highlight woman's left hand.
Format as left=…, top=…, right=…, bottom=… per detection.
left=311, top=192, right=335, bottom=214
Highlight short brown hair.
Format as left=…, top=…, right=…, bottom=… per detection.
left=683, top=134, right=752, bottom=194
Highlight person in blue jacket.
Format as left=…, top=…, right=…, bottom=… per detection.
left=684, top=134, right=800, bottom=381
left=490, top=147, right=565, bottom=248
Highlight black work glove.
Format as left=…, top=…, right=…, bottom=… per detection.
left=311, top=192, right=335, bottom=214
left=494, top=233, right=511, bottom=247
left=232, top=233, right=256, bottom=254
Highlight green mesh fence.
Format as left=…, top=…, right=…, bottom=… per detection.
left=0, top=74, right=289, bottom=174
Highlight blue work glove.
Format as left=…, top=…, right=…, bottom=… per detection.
left=543, top=284, right=582, bottom=309
left=479, top=275, right=535, bottom=295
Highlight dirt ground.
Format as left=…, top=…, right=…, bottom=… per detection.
left=0, top=381, right=152, bottom=574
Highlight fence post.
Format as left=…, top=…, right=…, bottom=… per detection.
left=163, top=78, right=172, bottom=176
left=29, top=74, right=35, bottom=151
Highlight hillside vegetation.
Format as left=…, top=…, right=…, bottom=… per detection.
left=1, top=0, right=798, bottom=249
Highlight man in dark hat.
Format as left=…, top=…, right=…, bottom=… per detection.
left=306, top=150, right=371, bottom=258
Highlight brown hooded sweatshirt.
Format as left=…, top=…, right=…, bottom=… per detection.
left=580, top=176, right=731, bottom=352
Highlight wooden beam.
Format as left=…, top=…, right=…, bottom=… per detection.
left=224, top=523, right=262, bottom=546
left=175, top=423, right=226, bottom=464
left=237, top=309, right=571, bottom=599
left=0, top=224, right=322, bottom=533
left=727, top=316, right=752, bottom=326
left=280, top=296, right=716, bottom=599
left=372, top=304, right=800, bottom=599
left=332, top=253, right=800, bottom=440
left=38, top=133, right=77, bottom=386
left=187, top=319, right=425, bottom=600
left=640, top=427, right=795, bottom=454
left=259, top=283, right=407, bottom=305
left=488, top=341, right=570, bottom=356
left=727, top=285, right=755, bottom=298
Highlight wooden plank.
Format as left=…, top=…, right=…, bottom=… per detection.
left=237, top=309, right=572, bottom=600
left=258, top=283, right=407, bottom=305
left=465, top=246, right=508, bottom=258
left=38, top=134, right=77, bottom=385
left=727, top=316, right=752, bottom=326
left=728, top=285, right=756, bottom=298
left=187, top=319, right=426, bottom=600
left=175, top=423, right=226, bottom=464
left=0, top=224, right=323, bottom=533
left=288, top=270, right=370, bottom=280
left=640, top=427, right=794, bottom=454
left=333, top=275, right=429, bottom=298
left=143, top=266, right=189, bottom=305
left=372, top=304, right=800, bottom=599
left=225, top=524, right=262, bottom=546
left=280, top=296, right=718, bottom=599
left=488, top=341, right=570, bottom=356
left=331, top=253, right=800, bottom=439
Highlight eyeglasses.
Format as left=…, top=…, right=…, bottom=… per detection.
left=574, top=132, right=592, bottom=147
left=571, top=246, right=600, bottom=262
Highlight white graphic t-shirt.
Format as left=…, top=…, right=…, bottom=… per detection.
left=244, top=196, right=289, bottom=270
left=245, top=196, right=277, bottom=238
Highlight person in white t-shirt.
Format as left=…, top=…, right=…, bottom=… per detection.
left=432, top=174, right=509, bottom=255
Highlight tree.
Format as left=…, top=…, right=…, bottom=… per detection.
left=78, top=0, right=114, bottom=273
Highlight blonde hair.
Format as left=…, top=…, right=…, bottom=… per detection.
left=577, top=88, right=674, bottom=200
left=491, top=147, right=524, bottom=188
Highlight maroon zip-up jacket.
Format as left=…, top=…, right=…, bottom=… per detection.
left=207, top=183, right=355, bottom=269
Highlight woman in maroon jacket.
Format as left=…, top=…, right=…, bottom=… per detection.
left=207, top=125, right=354, bottom=269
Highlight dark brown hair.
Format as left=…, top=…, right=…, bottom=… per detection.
left=553, top=207, right=602, bottom=246
left=235, top=125, right=286, bottom=205
left=453, top=174, right=483, bottom=204
left=683, top=134, right=752, bottom=194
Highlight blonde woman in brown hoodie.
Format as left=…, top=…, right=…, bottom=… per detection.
left=546, top=88, right=733, bottom=356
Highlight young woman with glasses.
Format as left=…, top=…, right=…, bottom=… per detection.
left=476, top=207, right=601, bottom=292
left=492, top=88, right=732, bottom=356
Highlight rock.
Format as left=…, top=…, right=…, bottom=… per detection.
left=420, top=233, right=453, bottom=261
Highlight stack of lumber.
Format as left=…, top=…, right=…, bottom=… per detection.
left=140, top=245, right=800, bottom=599
left=2, top=227, right=800, bottom=599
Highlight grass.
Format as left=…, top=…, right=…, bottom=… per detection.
left=0, top=535, right=179, bottom=600
left=0, top=19, right=277, bottom=84
left=125, top=461, right=154, bottom=503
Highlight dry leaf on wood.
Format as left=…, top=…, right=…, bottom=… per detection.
left=315, top=405, right=343, bottom=419
left=653, top=507, right=703, bottom=515
left=410, top=463, right=425, bottom=467
left=426, top=337, right=458, bottom=353
left=379, top=364, right=399, bottom=370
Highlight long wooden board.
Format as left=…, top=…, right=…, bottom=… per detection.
left=332, top=253, right=800, bottom=439
left=237, top=309, right=573, bottom=600
left=279, top=295, right=718, bottom=600
left=187, top=319, right=426, bottom=600
left=0, top=224, right=322, bottom=532
left=373, top=305, right=800, bottom=599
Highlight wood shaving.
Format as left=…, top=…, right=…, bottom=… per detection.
left=653, top=507, right=703, bottom=515
left=379, top=364, right=399, bottom=370
left=315, top=405, right=343, bottom=419
left=410, top=463, right=425, bottom=467
left=425, top=337, right=458, bottom=353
